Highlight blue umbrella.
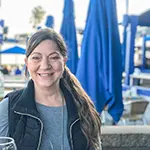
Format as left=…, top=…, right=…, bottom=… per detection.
left=45, top=15, right=54, bottom=28
left=122, top=15, right=129, bottom=72
left=0, top=20, right=4, bottom=44
left=76, top=0, right=123, bottom=123
left=60, top=0, right=78, bottom=75
left=0, top=46, right=26, bottom=54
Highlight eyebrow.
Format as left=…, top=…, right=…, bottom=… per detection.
left=31, top=51, right=60, bottom=56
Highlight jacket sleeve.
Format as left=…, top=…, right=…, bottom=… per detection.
left=0, top=98, right=9, bottom=136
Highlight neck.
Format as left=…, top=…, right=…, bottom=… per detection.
left=34, top=84, right=65, bottom=107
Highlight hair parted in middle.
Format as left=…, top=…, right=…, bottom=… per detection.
left=26, top=28, right=101, bottom=149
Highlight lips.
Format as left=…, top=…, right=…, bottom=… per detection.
left=38, top=73, right=54, bottom=76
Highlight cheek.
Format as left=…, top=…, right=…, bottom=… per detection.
left=53, top=61, right=64, bottom=72
left=27, top=62, right=38, bottom=72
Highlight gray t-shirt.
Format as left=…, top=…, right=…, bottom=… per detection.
left=0, top=98, right=70, bottom=150
left=36, top=102, right=70, bottom=150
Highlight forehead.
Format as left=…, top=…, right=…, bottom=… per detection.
left=32, top=40, right=60, bottom=54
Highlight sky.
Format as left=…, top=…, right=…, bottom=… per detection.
left=0, top=0, right=150, bottom=37
left=0, top=0, right=90, bottom=36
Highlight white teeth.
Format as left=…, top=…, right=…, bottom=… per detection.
left=40, top=74, right=50, bottom=76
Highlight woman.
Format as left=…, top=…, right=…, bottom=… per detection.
left=0, top=28, right=102, bottom=150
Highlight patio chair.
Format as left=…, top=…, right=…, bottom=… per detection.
left=121, top=100, right=149, bottom=125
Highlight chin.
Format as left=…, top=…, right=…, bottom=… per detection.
left=39, top=82, right=53, bottom=88
left=38, top=80, right=59, bottom=88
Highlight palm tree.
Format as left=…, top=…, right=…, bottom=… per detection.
left=30, top=6, right=46, bottom=29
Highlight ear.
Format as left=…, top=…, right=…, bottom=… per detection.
left=24, top=58, right=28, bottom=68
left=63, top=57, right=67, bottom=64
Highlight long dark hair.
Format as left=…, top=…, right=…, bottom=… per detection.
left=63, top=67, right=101, bottom=149
left=26, top=28, right=101, bottom=149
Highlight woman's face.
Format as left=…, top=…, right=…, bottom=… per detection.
left=25, top=40, right=66, bottom=89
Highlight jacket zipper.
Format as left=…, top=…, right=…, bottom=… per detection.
left=14, top=111, right=43, bottom=150
left=69, top=118, right=80, bottom=150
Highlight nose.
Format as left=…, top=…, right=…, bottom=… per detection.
left=40, top=57, right=51, bottom=70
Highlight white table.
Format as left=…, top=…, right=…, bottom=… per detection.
left=130, top=73, right=150, bottom=86
left=4, top=79, right=26, bottom=83
left=4, top=83, right=26, bottom=90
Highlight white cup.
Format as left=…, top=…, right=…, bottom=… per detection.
left=0, top=137, right=17, bottom=150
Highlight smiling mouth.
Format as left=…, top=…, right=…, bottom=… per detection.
left=38, top=73, right=54, bottom=76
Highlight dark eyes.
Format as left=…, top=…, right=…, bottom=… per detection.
left=51, top=56, right=60, bottom=60
left=30, top=55, right=61, bottom=62
left=32, top=56, right=41, bottom=60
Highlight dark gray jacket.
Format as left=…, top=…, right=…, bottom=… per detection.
left=6, top=79, right=89, bottom=150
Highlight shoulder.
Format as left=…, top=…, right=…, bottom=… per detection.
left=0, top=98, right=9, bottom=136
left=5, top=89, right=24, bottom=98
left=0, top=97, right=9, bottom=114
left=4, top=89, right=24, bottom=103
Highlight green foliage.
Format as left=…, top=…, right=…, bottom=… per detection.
left=30, top=6, right=46, bottom=28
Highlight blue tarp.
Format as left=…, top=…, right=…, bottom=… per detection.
left=139, top=9, right=150, bottom=26
left=60, top=0, right=78, bottom=75
left=0, top=46, right=26, bottom=54
left=76, top=0, right=123, bottom=123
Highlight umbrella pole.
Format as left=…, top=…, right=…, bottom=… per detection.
left=126, top=0, right=129, bottom=15
left=0, top=0, right=2, bottom=65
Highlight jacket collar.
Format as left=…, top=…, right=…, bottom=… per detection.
left=13, top=79, right=79, bottom=123
left=13, top=80, right=39, bottom=117
left=60, top=79, right=79, bottom=125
